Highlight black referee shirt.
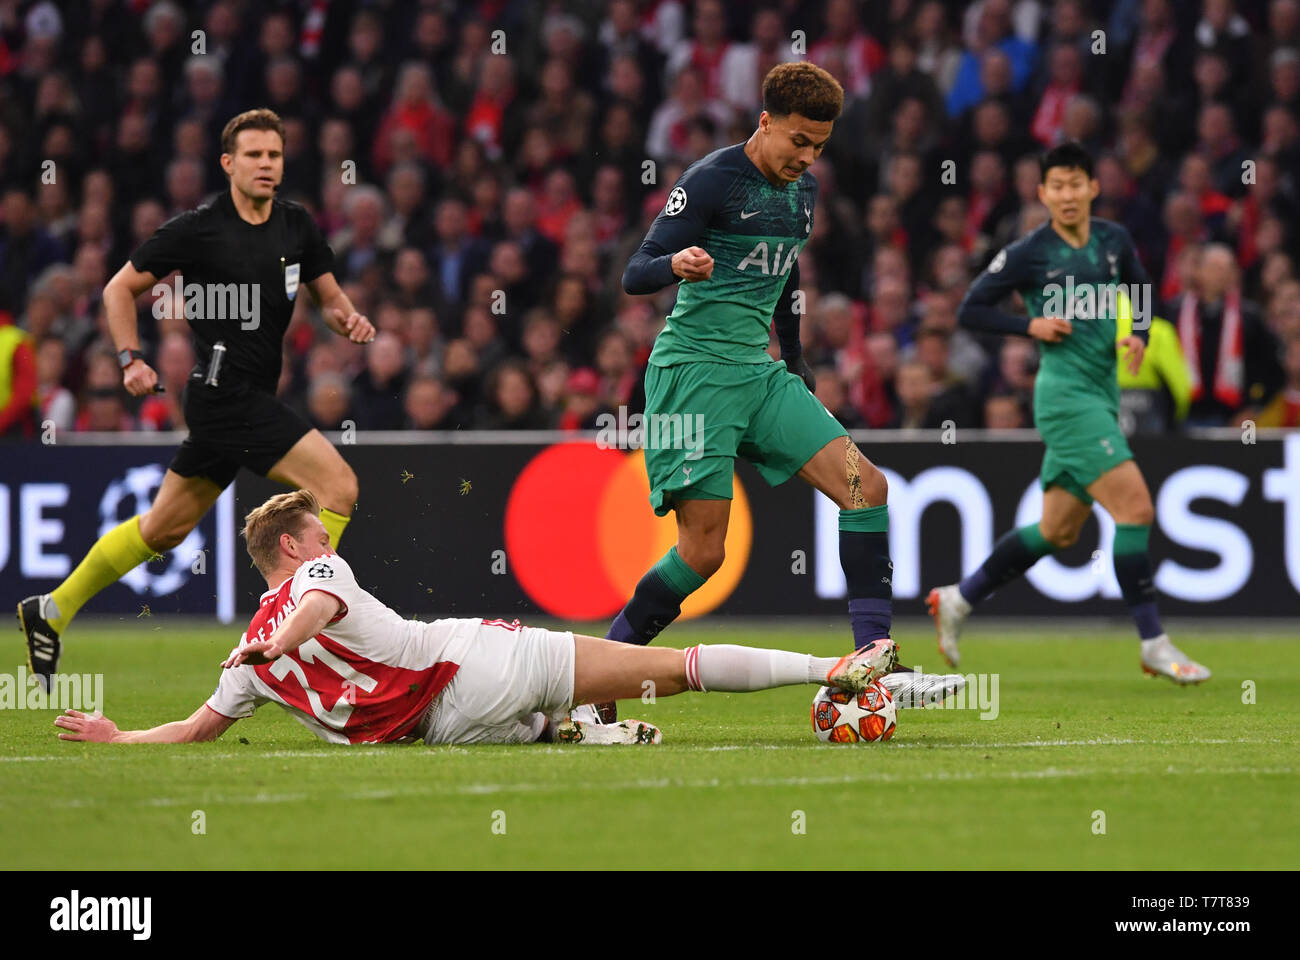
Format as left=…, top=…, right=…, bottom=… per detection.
left=130, top=190, right=335, bottom=393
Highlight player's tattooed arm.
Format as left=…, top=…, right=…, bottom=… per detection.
left=845, top=438, right=865, bottom=509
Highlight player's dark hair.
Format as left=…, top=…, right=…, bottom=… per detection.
left=220, top=108, right=287, bottom=158
left=1040, top=141, right=1094, bottom=181
left=762, top=61, right=844, bottom=122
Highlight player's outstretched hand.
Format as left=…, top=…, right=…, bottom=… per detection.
left=1028, top=316, right=1072, bottom=342
left=55, top=709, right=119, bottom=743
left=1118, top=334, right=1145, bottom=375
left=122, top=359, right=159, bottom=396
left=222, top=640, right=282, bottom=668
left=672, top=246, right=714, bottom=282
left=343, top=312, right=376, bottom=344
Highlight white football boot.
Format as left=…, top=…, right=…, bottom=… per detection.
left=1140, top=635, right=1211, bottom=685
left=553, top=717, right=662, bottom=745
left=826, top=638, right=899, bottom=693
left=926, top=584, right=971, bottom=668
left=568, top=703, right=603, bottom=725
left=879, top=669, right=967, bottom=708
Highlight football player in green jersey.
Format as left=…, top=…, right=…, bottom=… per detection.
left=583, top=63, right=963, bottom=722
left=930, top=142, right=1210, bottom=685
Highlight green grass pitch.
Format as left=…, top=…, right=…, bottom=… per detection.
left=1, top=619, right=1295, bottom=870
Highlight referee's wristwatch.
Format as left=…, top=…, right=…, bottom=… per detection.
left=117, top=348, right=145, bottom=369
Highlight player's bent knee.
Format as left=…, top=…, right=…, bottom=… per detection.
left=1042, top=526, right=1078, bottom=549
left=318, top=467, right=359, bottom=514
left=678, top=542, right=724, bottom=578
left=335, top=467, right=359, bottom=509
left=1128, top=501, right=1155, bottom=526
left=139, top=515, right=191, bottom=552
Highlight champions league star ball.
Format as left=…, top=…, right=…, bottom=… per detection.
left=811, top=682, right=897, bottom=743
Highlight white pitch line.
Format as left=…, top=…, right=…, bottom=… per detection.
left=0, top=735, right=1286, bottom=764
left=12, top=764, right=1296, bottom=810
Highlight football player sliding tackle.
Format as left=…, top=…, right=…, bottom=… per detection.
left=55, top=491, right=897, bottom=747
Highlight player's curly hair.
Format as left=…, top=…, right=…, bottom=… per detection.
left=220, top=108, right=287, bottom=157
left=762, top=62, right=844, bottom=123
left=242, top=489, right=320, bottom=576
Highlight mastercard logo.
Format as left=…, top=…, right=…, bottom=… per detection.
left=504, top=443, right=752, bottom=621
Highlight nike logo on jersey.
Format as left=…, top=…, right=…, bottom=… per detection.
left=739, top=209, right=760, bottom=219
left=1046, top=268, right=1064, bottom=279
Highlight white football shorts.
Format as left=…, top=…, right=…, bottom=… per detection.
left=416, top=619, right=575, bottom=745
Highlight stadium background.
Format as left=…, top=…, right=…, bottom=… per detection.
left=1, top=0, right=1297, bottom=621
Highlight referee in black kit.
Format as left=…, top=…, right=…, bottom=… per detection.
left=18, top=108, right=375, bottom=688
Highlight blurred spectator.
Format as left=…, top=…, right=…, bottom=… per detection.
left=911, top=327, right=979, bottom=426
left=372, top=63, right=457, bottom=178
left=404, top=374, right=458, bottom=429
left=984, top=391, right=1027, bottom=429
left=306, top=371, right=353, bottom=431
left=646, top=67, right=733, bottom=164
left=1117, top=309, right=1191, bottom=434
left=0, top=311, right=35, bottom=438
left=465, top=54, right=524, bottom=162
left=667, top=0, right=760, bottom=112
left=1171, top=244, right=1284, bottom=425
left=815, top=365, right=866, bottom=429
left=478, top=359, right=551, bottom=430
left=593, top=327, right=643, bottom=412
left=557, top=366, right=605, bottom=430
left=893, top=359, right=938, bottom=429
left=352, top=331, right=410, bottom=430
left=138, top=331, right=194, bottom=431
left=1, top=189, right=65, bottom=313
left=75, top=351, right=134, bottom=432
left=34, top=335, right=74, bottom=435
left=947, top=0, right=1038, bottom=118
left=809, top=0, right=885, bottom=101
left=1255, top=334, right=1300, bottom=427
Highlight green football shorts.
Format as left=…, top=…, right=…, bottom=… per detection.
left=1036, top=404, right=1133, bottom=505
left=642, top=359, right=847, bottom=516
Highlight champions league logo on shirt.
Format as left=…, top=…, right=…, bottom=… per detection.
left=306, top=562, right=335, bottom=580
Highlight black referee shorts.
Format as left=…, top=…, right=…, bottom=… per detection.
left=169, top=378, right=313, bottom=490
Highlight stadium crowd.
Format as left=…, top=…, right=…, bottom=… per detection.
left=1, top=0, right=1299, bottom=440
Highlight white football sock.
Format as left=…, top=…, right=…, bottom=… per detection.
left=686, top=644, right=840, bottom=692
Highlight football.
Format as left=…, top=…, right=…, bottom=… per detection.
left=811, top=682, right=897, bottom=743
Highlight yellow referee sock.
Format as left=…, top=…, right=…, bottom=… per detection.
left=319, top=507, right=352, bottom=550
left=48, top=516, right=156, bottom=632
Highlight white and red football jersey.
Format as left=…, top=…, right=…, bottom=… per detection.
left=206, top=553, right=460, bottom=744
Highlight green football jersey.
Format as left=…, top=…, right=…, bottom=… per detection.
left=960, top=218, right=1151, bottom=415
left=625, top=143, right=816, bottom=367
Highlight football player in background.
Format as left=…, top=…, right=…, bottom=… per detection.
left=930, top=142, right=1210, bottom=685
